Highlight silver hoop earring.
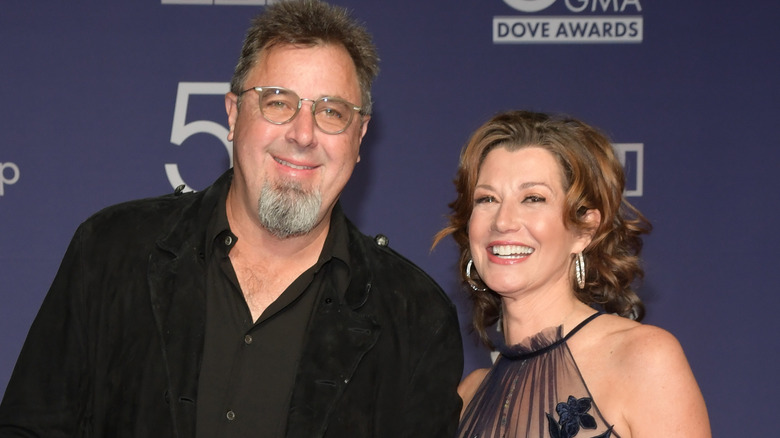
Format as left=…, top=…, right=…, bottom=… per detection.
left=575, top=252, right=586, bottom=290
left=466, top=259, right=487, bottom=292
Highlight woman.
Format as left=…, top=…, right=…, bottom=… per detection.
left=434, top=111, right=710, bottom=437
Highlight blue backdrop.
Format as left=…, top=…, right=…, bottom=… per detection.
left=2, top=1, right=778, bottom=434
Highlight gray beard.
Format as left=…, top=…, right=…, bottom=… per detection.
left=257, top=180, right=322, bottom=239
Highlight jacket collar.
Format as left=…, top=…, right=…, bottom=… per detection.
left=155, top=169, right=232, bottom=257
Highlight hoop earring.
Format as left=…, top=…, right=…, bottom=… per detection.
left=466, top=259, right=487, bottom=292
left=575, top=252, right=586, bottom=290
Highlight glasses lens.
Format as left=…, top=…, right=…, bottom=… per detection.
left=258, top=88, right=298, bottom=124
left=314, top=98, right=354, bottom=134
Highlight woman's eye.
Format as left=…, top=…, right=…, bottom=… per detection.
left=474, top=195, right=496, bottom=204
left=524, top=195, right=545, bottom=203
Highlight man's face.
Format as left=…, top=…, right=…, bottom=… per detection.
left=225, top=44, right=368, bottom=238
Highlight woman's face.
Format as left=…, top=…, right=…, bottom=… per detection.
left=468, top=146, right=589, bottom=298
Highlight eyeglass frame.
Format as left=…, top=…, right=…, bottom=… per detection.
left=237, top=86, right=365, bottom=135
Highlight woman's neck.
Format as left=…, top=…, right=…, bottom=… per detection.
left=501, top=293, right=593, bottom=345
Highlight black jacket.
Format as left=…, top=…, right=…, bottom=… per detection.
left=0, top=171, right=463, bottom=437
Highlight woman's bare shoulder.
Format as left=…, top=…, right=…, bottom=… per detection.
left=458, top=367, right=490, bottom=416
left=588, top=315, right=711, bottom=437
left=604, top=318, right=687, bottom=369
left=583, top=315, right=691, bottom=383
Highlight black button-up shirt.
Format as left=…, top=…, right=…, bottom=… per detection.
left=195, top=185, right=350, bottom=438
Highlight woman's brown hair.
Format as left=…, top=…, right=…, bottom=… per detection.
left=433, top=111, right=651, bottom=348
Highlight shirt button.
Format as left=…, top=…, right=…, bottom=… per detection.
left=226, top=410, right=236, bottom=421
left=244, top=334, right=253, bottom=345
left=224, top=235, right=233, bottom=246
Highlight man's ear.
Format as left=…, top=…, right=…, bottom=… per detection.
left=358, top=115, right=370, bottom=143
left=355, top=116, right=370, bottom=164
left=225, top=92, right=239, bottom=142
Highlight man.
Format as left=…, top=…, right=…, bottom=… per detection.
left=0, top=1, right=463, bottom=436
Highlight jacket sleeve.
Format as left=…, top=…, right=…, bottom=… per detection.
left=400, top=299, right=464, bottom=437
left=0, top=226, right=91, bottom=437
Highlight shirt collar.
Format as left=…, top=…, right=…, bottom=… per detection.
left=204, top=177, right=232, bottom=259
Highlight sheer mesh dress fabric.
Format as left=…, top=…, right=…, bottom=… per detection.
left=457, top=312, right=616, bottom=438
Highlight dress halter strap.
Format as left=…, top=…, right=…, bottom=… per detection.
left=562, top=311, right=603, bottom=342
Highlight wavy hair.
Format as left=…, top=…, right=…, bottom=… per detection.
left=230, top=0, right=380, bottom=115
left=433, top=111, right=651, bottom=348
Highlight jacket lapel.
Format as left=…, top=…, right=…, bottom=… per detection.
left=147, top=172, right=230, bottom=436
left=286, top=228, right=381, bottom=438
left=148, top=239, right=204, bottom=438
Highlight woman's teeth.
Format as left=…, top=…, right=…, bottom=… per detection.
left=491, top=245, right=534, bottom=258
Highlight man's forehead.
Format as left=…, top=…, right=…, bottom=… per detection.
left=248, top=43, right=361, bottom=99
left=254, top=42, right=355, bottom=69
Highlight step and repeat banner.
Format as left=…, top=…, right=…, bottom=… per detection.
left=1, top=1, right=778, bottom=434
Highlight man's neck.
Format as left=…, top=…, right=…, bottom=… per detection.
left=224, top=190, right=332, bottom=321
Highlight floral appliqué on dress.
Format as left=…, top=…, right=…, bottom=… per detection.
left=546, top=396, right=613, bottom=438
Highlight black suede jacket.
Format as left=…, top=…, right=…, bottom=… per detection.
left=0, top=171, right=464, bottom=437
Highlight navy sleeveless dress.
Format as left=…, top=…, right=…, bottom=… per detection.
left=457, top=312, right=617, bottom=438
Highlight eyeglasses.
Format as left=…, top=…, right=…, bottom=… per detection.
left=239, top=86, right=363, bottom=134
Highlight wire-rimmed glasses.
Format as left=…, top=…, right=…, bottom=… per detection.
left=239, top=86, right=363, bottom=134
